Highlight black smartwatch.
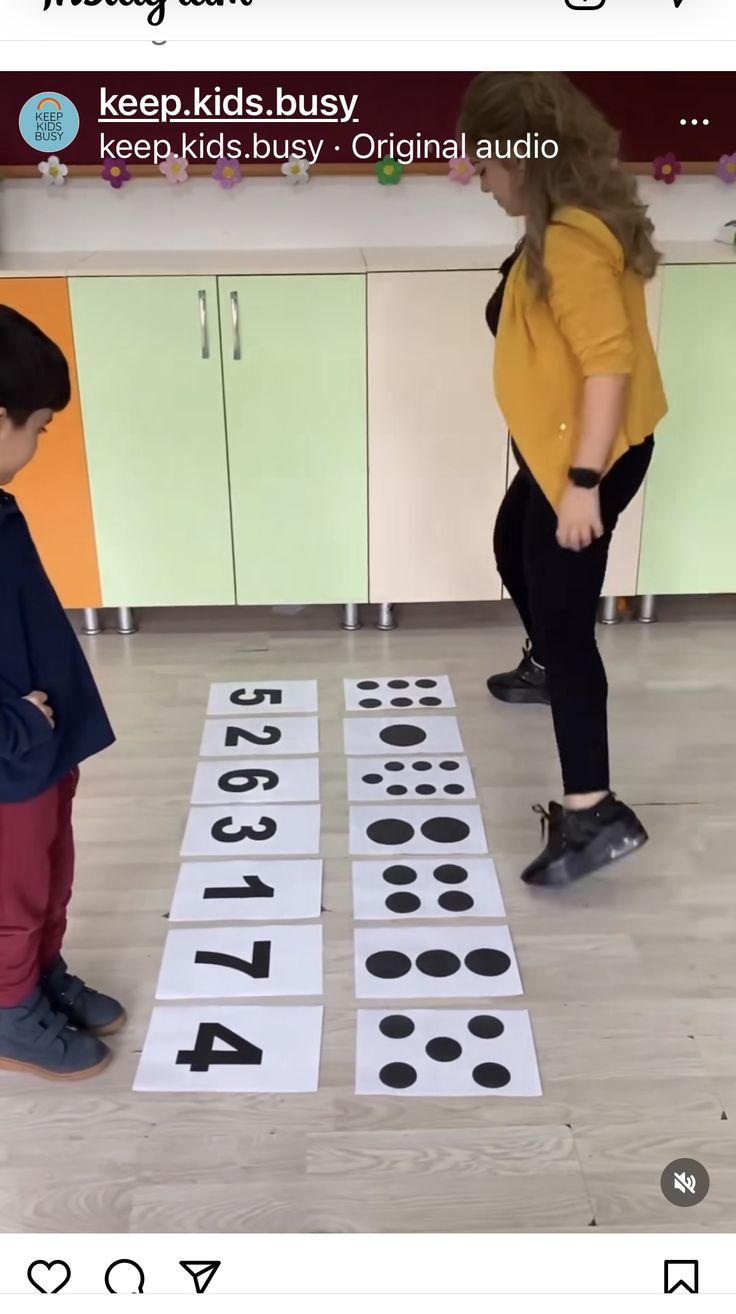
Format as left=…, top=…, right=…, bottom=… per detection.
left=568, top=466, right=601, bottom=489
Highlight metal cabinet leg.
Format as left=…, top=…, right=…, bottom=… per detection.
left=377, top=603, right=396, bottom=632
left=117, top=607, right=137, bottom=635
left=342, top=604, right=361, bottom=631
left=638, top=594, right=656, bottom=624
left=82, top=608, right=102, bottom=636
left=600, top=596, right=619, bottom=625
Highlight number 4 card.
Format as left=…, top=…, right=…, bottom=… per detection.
left=134, top=1004, right=324, bottom=1093
left=207, top=681, right=318, bottom=716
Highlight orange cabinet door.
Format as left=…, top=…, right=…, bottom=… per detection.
left=0, top=278, right=101, bottom=608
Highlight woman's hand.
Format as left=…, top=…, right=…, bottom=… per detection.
left=24, top=690, right=55, bottom=729
left=556, top=485, right=604, bottom=552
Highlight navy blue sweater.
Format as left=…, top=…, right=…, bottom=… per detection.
left=0, top=491, right=115, bottom=803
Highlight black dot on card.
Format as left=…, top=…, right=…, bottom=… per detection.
left=385, top=761, right=405, bottom=772
left=367, top=819, right=415, bottom=846
left=359, top=698, right=382, bottom=709
left=416, top=784, right=436, bottom=796
left=387, top=784, right=408, bottom=797
left=387, top=680, right=410, bottom=689
left=472, top=1062, right=511, bottom=1089
left=438, top=890, right=475, bottom=912
left=386, top=892, right=421, bottom=914
left=421, top=817, right=470, bottom=845
left=413, top=761, right=432, bottom=772
left=379, top=1014, right=415, bottom=1039
left=444, top=784, right=465, bottom=796
left=434, top=863, right=468, bottom=884
left=426, top=1036, right=462, bottom=1062
left=357, top=681, right=379, bottom=690
left=419, top=697, right=442, bottom=707
left=391, top=697, right=413, bottom=708
left=380, top=725, right=426, bottom=747
left=465, top=948, right=511, bottom=977
left=383, top=865, right=417, bottom=885
left=440, top=760, right=460, bottom=772
left=366, top=951, right=412, bottom=979
left=362, top=773, right=383, bottom=785
left=468, top=1015, right=505, bottom=1039
left=416, top=950, right=461, bottom=977
left=379, top=1062, right=417, bottom=1089
left=415, top=679, right=437, bottom=689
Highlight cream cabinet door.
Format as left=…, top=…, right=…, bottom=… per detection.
left=367, top=270, right=508, bottom=603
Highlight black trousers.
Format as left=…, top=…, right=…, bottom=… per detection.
left=494, top=439, right=654, bottom=795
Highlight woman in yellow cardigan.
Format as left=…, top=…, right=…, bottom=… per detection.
left=459, top=72, right=668, bottom=887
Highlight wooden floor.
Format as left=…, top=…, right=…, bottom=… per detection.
left=2, top=597, right=736, bottom=1234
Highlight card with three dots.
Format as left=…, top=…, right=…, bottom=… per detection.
left=354, top=925, right=523, bottom=998
left=356, top=1008, right=541, bottom=1097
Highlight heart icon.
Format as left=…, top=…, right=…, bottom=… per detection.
left=27, top=1261, right=71, bottom=1294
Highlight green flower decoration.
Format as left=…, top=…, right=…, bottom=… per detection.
left=376, top=156, right=404, bottom=186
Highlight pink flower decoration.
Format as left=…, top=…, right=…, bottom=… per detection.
left=212, top=158, right=242, bottom=190
left=160, top=155, right=189, bottom=185
left=653, top=153, right=682, bottom=185
left=717, top=153, right=736, bottom=184
left=448, top=157, right=476, bottom=186
left=102, top=158, right=131, bottom=190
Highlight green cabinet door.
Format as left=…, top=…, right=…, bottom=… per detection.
left=639, top=266, right=736, bottom=595
left=219, top=275, right=368, bottom=605
left=69, top=277, right=235, bottom=606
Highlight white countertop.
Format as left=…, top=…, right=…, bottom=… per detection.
left=1, top=241, right=735, bottom=278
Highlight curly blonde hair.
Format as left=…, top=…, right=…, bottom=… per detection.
left=458, top=72, right=661, bottom=296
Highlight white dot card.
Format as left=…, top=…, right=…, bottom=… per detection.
left=344, top=716, right=464, bottom=758
left=345, top=676, right=455, bottom=712
left=349, top=803, right=487, bottom=857
left=352, top=857, right=504, bottom=920
left=354, top=924, right=522, bottom=999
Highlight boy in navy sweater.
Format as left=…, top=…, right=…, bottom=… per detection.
left=0, top=305, right=122, bottom=1079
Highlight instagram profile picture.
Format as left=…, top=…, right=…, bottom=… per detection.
left=19, top=92, right=80, bottom=154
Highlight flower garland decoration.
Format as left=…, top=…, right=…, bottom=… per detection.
left=160, top=155, right=189, bottom=185
left=281, top=155, right=310, bottom=184
left=717, top=153, right=736, bottom=184
left=213, top=158, right=242, bottom=190
left=448, top=157, right=476, bottom=186
left=653, top=153, right=682, bottom=185
left=102, top=159, right=131, bottom=190
left=38, top=155, right=68, bottom=186
left=376, top=156, right=404, bottom=186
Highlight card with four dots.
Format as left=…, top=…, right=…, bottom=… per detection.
left=352, top=857, right=505, bottom=920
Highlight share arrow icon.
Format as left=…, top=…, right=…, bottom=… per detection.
left=179, top=1261, right=221, bottom=1294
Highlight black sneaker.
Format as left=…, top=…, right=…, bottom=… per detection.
left=0, top=988, right=112, bottom=1081
left=42, top=957, right=126, bottom=1038
left=487, top=641, right=550, bottom=705
left=521, top=794, right=648, bottom=887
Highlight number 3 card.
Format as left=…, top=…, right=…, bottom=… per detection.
left=181, top=805, right=321, bottom=856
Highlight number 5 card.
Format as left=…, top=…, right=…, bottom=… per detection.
left=207, top=681, right=318, bottom=715
left=181, top=804, right=321, bottom=856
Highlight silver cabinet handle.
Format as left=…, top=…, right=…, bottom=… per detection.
left=198, top=290, right=209, bottom=360
left=231, top=290, right=242, bottom=361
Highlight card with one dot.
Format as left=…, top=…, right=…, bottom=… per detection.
left=352, top=857, right=505, bottom=920
left=347, top=755, right=475, bottom=802
left=355, top=1008, right=541, bottom=1097
left=345, top=676, right=455, bottom=712
left=343, top=716, right=464, bottom=758
left=354, top=924, right=522, bottom=998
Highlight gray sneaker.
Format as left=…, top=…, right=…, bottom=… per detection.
left=0, top=988, right=111, bottom=1080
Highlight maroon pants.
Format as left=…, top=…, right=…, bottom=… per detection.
left=0, top=769, right=79, bottom=1007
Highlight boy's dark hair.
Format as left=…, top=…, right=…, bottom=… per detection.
left=0, top=304, right=71, bottom=425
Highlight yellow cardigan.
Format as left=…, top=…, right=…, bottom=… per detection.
left=494, top=206, right=668, bottom=508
